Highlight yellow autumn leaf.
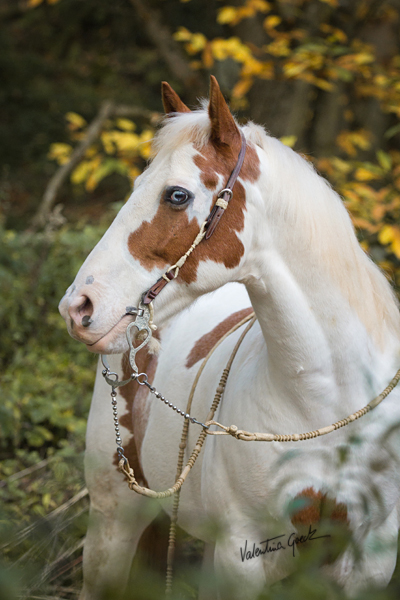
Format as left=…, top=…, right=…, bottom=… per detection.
left=101, top=132, right=116, bottom=155
left=379, top=225, right=394, bottom=244
left=331, top=158, right=352, bottom=174
left=251, top=0, right=271, bottom=11
left=280, top=136, right=297, bottom=148
left=354, top=167, right=380, bottom=181
left=71, top=158, right=100, bottom=186
left=211, top=38, right=251, bottom=63
left=27, top=0, right=43, bottom=7
left=351, top=130, right=372, bottom=151
left=66, top=112, right=87, bottom=130
left=186, top=33, right=207, bottom=54
left=336, top=129, right=372, bottom=156
left=264, top=15, right=282, bottom=29
left=283, top=60, right=305, bottom=76
left=138, top=129, right=153, bottom=159
left=374, top=74, right=389, bottom=87
left=217, top=7, right=238, bottom=24
left=173, top=27, right=192, bottom=42
left=232, top=78, right=253, bottom=99
left=47, top=143, right=72, bottom=165
left=353, top=52, right=374, bottom=65
left=311, top=77, right=334, bottom=91
left=379, top=226, right=400, bottom=259
left=116, top=118, right=136, bottom=131
left=241, top=56, right=265, bottom=77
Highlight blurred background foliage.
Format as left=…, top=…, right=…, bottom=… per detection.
left=1, top=0, right=400, bottom=598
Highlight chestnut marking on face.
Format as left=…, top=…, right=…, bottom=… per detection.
left=186, top=307, right=254, bottom=368
left=127, top=138, right=260, bottom=284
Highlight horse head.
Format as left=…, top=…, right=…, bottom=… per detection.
left=59, top=77, right=261, bottom=354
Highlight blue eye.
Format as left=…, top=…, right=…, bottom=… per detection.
left=171, top=190, right=188, bottom=203
left=164, top=186, right=193, bottom=207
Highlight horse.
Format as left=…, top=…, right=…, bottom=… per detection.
left=59, top=76, right=400, bottom=600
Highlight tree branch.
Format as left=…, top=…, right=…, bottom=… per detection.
left=129, top=0, right=207, bottom=101
left=29, top=102, right=160, bottom=232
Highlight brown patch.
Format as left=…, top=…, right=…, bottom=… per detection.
left=128, top=137, right=260, bottom=284
left=113, top=343, right=159, bottom=485
left=290, top=487, right=350, bottom=564
left=186, top=307, right=254, bottom=368
left=291, top=487, right=349, bottom=527
left=194, top=138, right=260, bottom=190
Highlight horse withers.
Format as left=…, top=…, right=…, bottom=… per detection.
left=59, top=77, right=400, bottom=599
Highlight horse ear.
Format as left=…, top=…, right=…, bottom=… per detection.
left=161, top=82, right=191, bottom=114
left=208, top=75, right=241, bottom=147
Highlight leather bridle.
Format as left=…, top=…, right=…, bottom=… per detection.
left=141, top=130, right=247, bottom=305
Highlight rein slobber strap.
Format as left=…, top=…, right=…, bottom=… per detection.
left=142, top=131, right=247, bottom=305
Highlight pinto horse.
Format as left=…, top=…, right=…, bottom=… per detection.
left=59, top=77, right=400, bottom=599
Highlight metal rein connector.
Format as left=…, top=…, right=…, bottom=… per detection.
left=100, top=303, right=153, bottom=387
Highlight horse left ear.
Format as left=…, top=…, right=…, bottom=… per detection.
left=161, top=82, right=191, bottom=114
left=208, top=75, right=241, bottom=148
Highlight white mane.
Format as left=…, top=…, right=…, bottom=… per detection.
left=153, top=112, right=400, bottom=346
left=244, top=123, right=400, bottom=346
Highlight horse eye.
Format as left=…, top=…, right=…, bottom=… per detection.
left=164, top=186, right=193, bottom=208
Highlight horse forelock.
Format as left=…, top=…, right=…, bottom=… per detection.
left=151, top=108, right=212, bottom=158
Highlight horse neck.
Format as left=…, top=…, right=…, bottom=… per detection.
left=240, top=139, right=400, bottom=404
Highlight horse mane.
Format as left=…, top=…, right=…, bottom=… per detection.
left=244, top=122, right=400, bottom=346
left=152, top=111, right=400, bottom=346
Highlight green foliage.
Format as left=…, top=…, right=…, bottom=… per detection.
left=0, top=214, right=122, bottom=597
left=0, top=215, right=116, bottom=529
left=2, top=0, right=400, bottom=597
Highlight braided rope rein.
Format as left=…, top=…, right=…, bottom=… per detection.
left=205, top=365, right=400, bottom=442
left=118, top=313, right=257, bottom=498
left=117, top=311, right=400, bottom=596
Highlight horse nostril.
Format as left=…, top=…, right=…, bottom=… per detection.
left=68, top=293, right=94, bottom=329
left=82, top=315, right=93, bottom=327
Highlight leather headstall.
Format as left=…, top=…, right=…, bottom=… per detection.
left=142, top=130, right=247, bottom=306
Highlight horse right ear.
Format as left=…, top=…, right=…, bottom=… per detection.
left=161, top=82, right=191, bottom=114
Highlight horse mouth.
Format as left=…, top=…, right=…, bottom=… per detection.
left=83, top=314, right=134, bottom=354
